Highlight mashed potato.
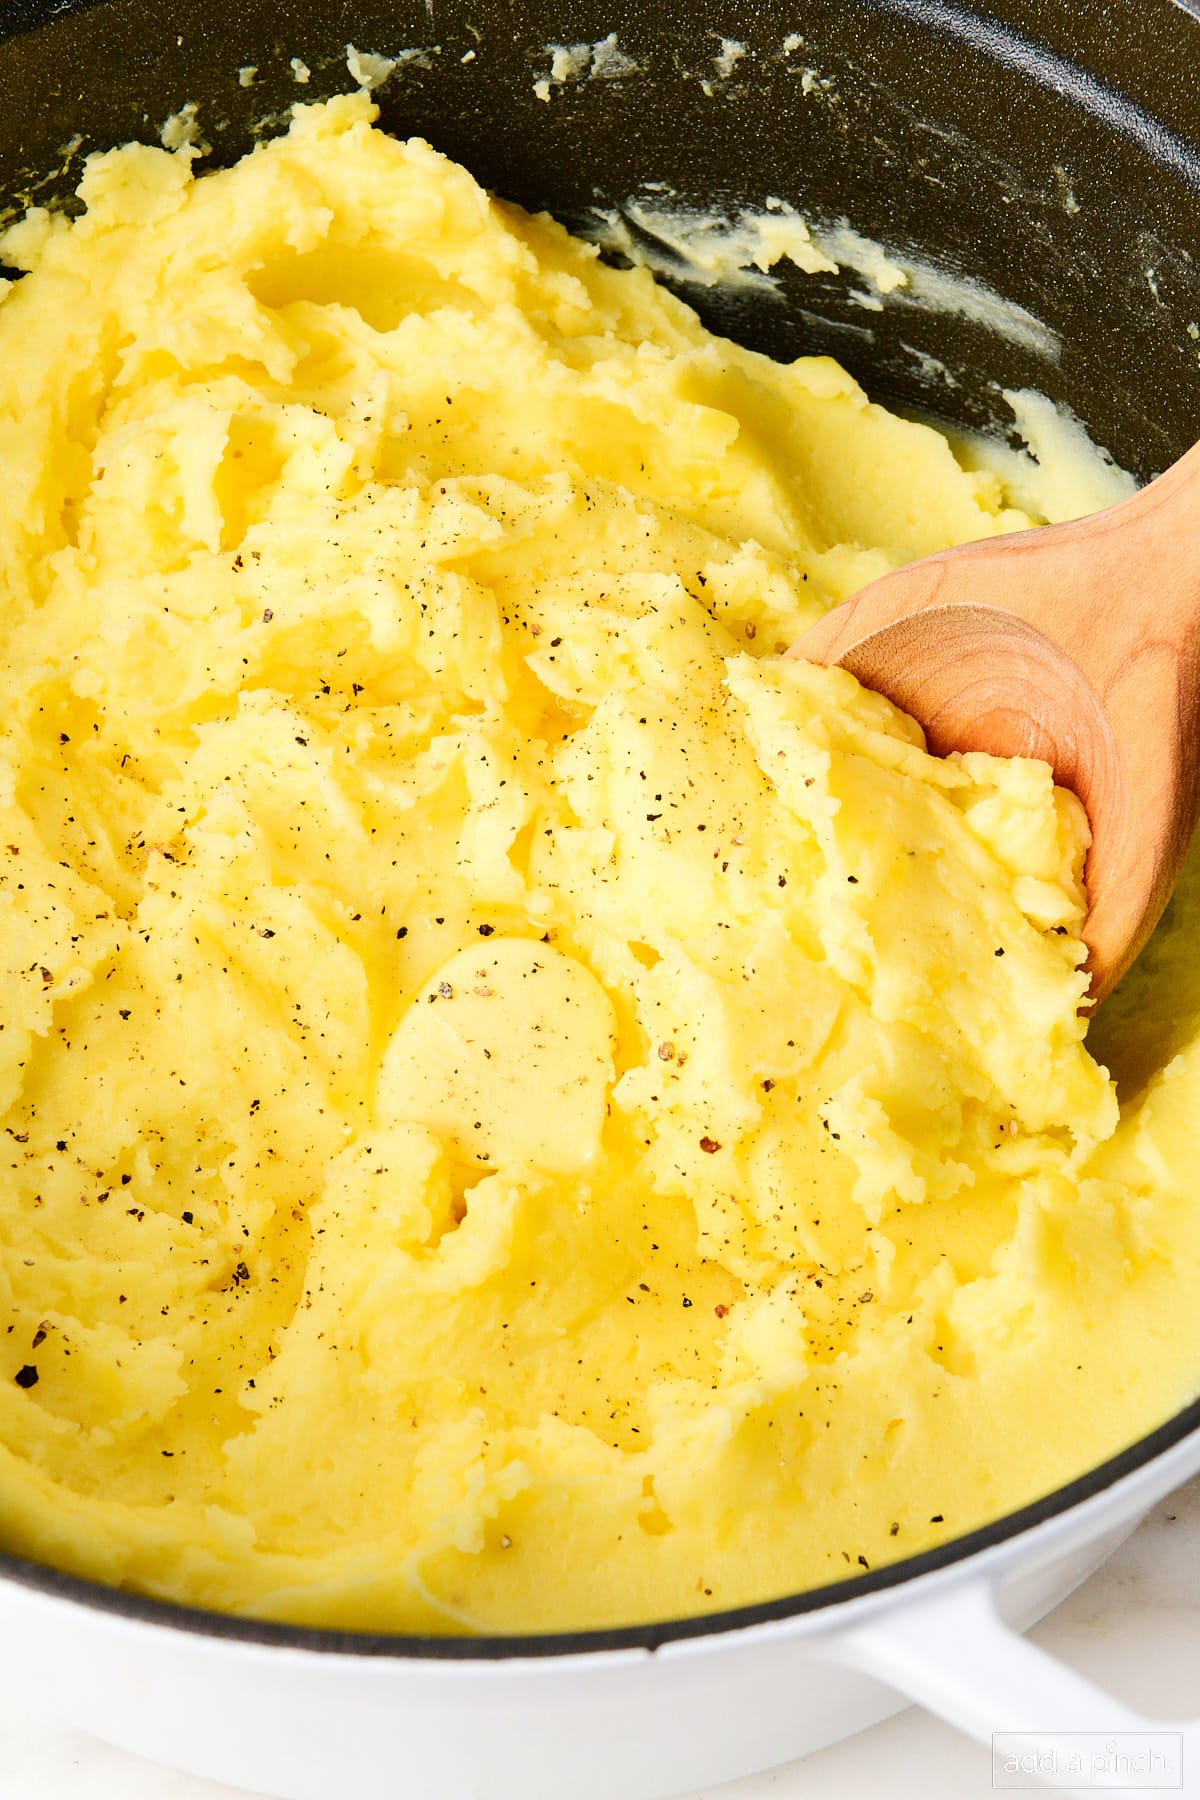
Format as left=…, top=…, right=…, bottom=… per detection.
left=0, top=93, right=1198, bottom=1633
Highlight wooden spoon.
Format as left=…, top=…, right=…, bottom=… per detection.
left=790, top=439, right=1200, bottom=1005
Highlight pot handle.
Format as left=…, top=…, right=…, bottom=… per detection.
left=832, top=1577, right=1194, bottom=1797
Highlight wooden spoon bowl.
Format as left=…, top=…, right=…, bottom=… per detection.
left=791, top=441, right=1200, bottom=1005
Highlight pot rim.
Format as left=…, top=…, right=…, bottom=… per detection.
left=3, top=1387, right=1198, bottom=1661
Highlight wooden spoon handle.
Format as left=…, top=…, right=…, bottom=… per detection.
left=1034, top=438, right=1200, bottom=689
left=792, top=439, right=1200, bottom=1003
left=1046, top=443, right=1200, bottom=995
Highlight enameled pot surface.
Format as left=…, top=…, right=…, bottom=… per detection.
left=5, top=0, right=1200, bottom=477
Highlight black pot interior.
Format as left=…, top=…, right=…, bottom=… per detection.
left=0, top=0, right=1199, bottom=1649
left=2, top=0, right=1200, bottom=481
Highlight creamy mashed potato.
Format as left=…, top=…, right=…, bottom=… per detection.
left=0, top=94, right=1198, bottom=1632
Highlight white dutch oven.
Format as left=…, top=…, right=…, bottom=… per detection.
left=1, top=1399, right=1197, bottom=1798
left=1, top=2, right=1199, bottom=1794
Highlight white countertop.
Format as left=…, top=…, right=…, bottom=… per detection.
left=3, top=1476, right=1198, bottom=1800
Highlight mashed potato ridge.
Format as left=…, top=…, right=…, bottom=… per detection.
left=0, top=93, right=1198, bottom=1632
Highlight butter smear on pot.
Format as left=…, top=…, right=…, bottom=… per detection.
left=0, top=93, right=1198, bottom=1633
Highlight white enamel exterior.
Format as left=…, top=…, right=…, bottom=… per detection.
left=0, top=1422, right=1196, bottom=1800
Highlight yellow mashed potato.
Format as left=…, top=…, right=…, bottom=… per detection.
left=0, top=92, right=1198, bottom=1634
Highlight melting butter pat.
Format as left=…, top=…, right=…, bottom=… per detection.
left=378, top=939, right=616, bottom=1173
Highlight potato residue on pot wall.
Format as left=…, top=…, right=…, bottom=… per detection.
left=0, top=93, right=1198, bottom=1632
